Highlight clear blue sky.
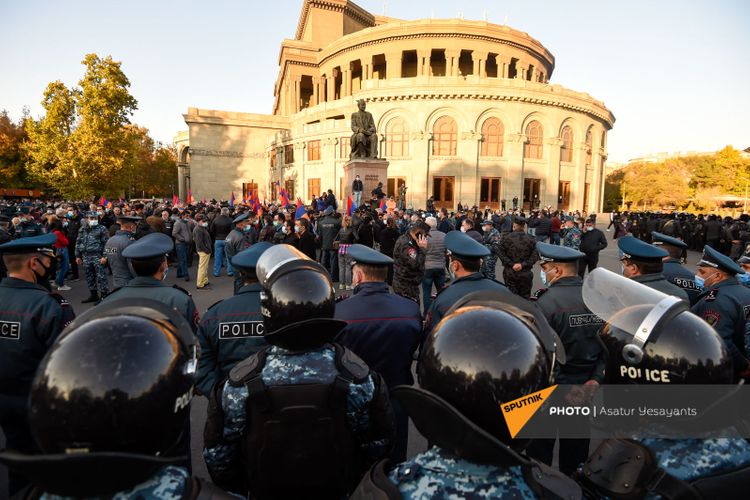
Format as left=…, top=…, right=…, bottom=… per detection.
left=1, top=0, right=748, bottom=162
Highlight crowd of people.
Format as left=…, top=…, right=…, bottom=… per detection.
left=3, top=192, right=750, bottom=499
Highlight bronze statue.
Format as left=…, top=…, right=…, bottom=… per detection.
left=350, top=99, right=378, bottom=159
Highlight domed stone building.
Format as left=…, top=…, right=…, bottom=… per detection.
left=178, top=0, right=614, bottom=212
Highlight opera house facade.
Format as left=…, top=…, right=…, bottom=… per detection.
left=177, top=0, right=615, bottom=212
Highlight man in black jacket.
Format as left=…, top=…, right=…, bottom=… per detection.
left=352, top=175, right=363, bottom=207
left=210, top=207, right=234, bottom=277
left=578, top=218, right=608, bottom=277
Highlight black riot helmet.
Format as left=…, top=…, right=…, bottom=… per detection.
left=0, top=299, right=197, bottom=497
left=255, top=244, right=345, bottom=350
left=417, top=295, right=554, bottom=450
left=583, top=268, right=732, bottom=384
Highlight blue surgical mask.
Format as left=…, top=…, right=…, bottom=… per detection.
left=162, top=267, right=170, bottom=281
left=694, top=274, right=704, bottom=289
left=739, top=274, right=750, bottom=286
left=540, top=269, right=549, bottom=287
left=243, top=225, right=253, bottom=233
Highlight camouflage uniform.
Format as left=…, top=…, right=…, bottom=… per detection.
left=388, top=446, right=538, bottom=499
left=392, top=233, right=425, bottom=305
left=203, top=344, right=393, bottom=491
left=562, top=225, right=582, bottom=250
left=75, top=223, right=109, bottom=295
left=480, top=227, right=501, bottom=280
left=498, top=231, right=539, bottom=298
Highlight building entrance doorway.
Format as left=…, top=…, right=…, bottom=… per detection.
left=524, top=178, right=541, bottom=210
left=558, top=181, right=571, bottom=211
left=432, top=176, right=455, bottom=210
left=480, top=177, right=501, bottom=209
left=387, top=177, right=407, bottom=206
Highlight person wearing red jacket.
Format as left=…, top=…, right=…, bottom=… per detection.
left=50, top=219, right=70, bottom=291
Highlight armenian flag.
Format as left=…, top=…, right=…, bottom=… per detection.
left=379, top=198, right=386, bottom=213
left=229, top=191, right=236, bottom=207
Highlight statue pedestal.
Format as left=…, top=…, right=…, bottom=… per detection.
left=343, top=158, right=389, bottom=206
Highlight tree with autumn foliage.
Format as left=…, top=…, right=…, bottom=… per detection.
left=0, top=109, right=30, bottom=187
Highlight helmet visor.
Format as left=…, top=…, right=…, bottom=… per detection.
left=582, top=267, right=673, bottom=336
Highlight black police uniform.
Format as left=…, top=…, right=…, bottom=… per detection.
left=652, top=231, right=701, bottom=305
left=423, top=231, right=511, bottom=334
left=0, top=299, right=235, bottom=499
left=195, top=242, right=273, bottom=396
left=102, top=232, right=200, bottom=331
left=618, top=235, right=690, bottom=303
left=335, top=244, right=422, bottom=462
left=528, top=242, right=605, bottom=475
left=0, top=233, right=75, bottom=496
left=691, top=245, right=750, bottom=380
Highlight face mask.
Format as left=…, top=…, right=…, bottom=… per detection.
left=694, top=274, right=704, bottom=289
left=282, top=226, right=288, bottom=234
left=273, top=221, right=281, bottom=228
left=97, top=211, right=103, bottom=216
left=63, top=222, right=69, bottom=227
left=540, top=269, right=549, bottom=287
left=201, top=222, right=209, bottom=227
left=448, top=261, right=456, bottom=281
left=162, top=266, right=170, bottom=281
left=738, top=273, right=750, bottom=285
left=20, top=218, right=27, bottom=223
left=294, top=225, right=302, bottom=233
left=460, top=227, right=467, bottom=233
left=243, top=225, right=253, bottom=233
left=66, top=211, right=73, bottom=217
left=33, top=257, right=56, bottom=291
left=89, top=220, right=98, bottom=227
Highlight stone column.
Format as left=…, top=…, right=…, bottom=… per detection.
left=545, top=138, right=563, bottom=208
left=341, top=69, right=350, bottom=97
left=505, top=133, right=527, bottom=205
left=363, top=62, right=371, bottom=81
left=498, top=55, right=509, bottom=78
left=573, top=143, right=589, bottom=211
left=445, top=50, right=460, bottom=77
left=417, top=50, right=430, bottom=76
left=515, top=61, right=526, bottom=80
left=293, top=76, right=301, bottom=113
left=386, top=52, right=402, bottom=78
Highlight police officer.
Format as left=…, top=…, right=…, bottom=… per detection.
left=527, top=242, right=605, bottom=476
left=652, top=230, right=701, bottom=305
left=203, top=244, right=394, bottom=498
left=102, top=232, right=199, bottom=331
left=102, top=214, right=139, bottom=288
left=0, top=233, right=75, bottom=496
left=225, top=211, right=257, bottom=294
left=479, top=219, right=501, bottom=280
left=738, top=255, right=750, bottom=287
left=392, top=219, right=429, bottom=305
left=618, top=235, right=689, bottom=303
left=691, top=245, right=750, bottom=381
left=0, top=299, right=234, bottom=499
left=352, top=294, right=580, bottom=499
left=14, top=208, right=41, bottom=238
left=75, top=211, right=110, bottom=303
left=423, top=230, right=511, bottom=334
left=195, top=242, right=273, bottom=397
left=579, top=268, right=750, bottom=498
left=335, top=244, right=422, bottom=462
left=498, top=216, right=539, bottom=298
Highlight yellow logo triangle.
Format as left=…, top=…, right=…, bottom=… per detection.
left=500, top=385, right=557, bottom=438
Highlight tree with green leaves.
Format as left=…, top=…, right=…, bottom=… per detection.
left=25, top=54, right=138, bottom=198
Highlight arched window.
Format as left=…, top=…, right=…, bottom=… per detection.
left=560, top=125, right=573, bottom=162
left=385, top=117, right=409, bottom=158
left=432, top=116, right=457, bottom=156
left=524, top=120, right=543, bottom=159
left=480, top=117, right=504, bottom=157
left=585, top=127, right=593, bottom=168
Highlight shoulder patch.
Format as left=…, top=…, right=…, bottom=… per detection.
left=531, top=288, right=548, bottom=301
left=705, top=288, right=719, bottom=302
left=228, top=349, right=267, bottom=385
left=336, top=344, right=370, bottom=381
left=702, top=309, right=721, bottom=326
left=172, top=284, right=192, bottom=296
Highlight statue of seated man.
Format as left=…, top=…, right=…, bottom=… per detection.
left=350, top=99, right=378, bottom=159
